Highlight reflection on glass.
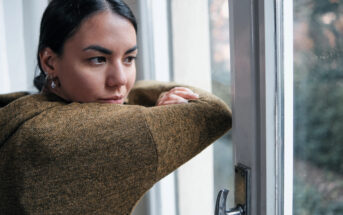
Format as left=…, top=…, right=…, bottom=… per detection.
left=209, top=0, right=234, bottom=206
left=294, top=0, right=343, bottom=214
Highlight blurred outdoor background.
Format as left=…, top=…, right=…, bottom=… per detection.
left=208, top=0, right=234, bottom=206
left=293, top=0, right=343, bottom=214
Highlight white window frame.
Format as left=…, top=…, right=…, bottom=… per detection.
left=229, top=0, right=293, bottom=215
left=279, top=0, right=293, bottom=214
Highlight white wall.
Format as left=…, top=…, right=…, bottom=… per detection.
left=0, top=1, right=10, bottom=93
left=2, top=0, right=27, bottom=93
left=0, top=0, right=47, bottom=94
left=22, top=0, right=48, bottom=91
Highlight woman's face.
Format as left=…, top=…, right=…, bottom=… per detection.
left=47, top=11, right=137, bottom=104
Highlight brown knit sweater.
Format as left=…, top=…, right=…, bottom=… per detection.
left=0, top=81, right=232, bottom=215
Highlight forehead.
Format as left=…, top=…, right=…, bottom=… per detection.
left=65, top=11, right=137, bottom=51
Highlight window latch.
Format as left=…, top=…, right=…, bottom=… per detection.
left=215, top=164, right=250, bottom=215
left=215, top=189, right=245, bottom=215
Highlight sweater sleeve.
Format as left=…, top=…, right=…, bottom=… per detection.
left=127, top=80, right=185, bottom=106
left=129, top=81, right=232, bottom=181
left=0, top=92, right=30, bottom=107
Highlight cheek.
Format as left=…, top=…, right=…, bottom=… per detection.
left=126, top=67, right=136, bottom=92
left=58, top=63, right=104, bottom=99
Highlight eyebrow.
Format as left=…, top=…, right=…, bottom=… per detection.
left=125, top=46, right=138, bottom=55
left=83, top=45, right=113, bottom=55
left=82, top=45, right=138, bottom=55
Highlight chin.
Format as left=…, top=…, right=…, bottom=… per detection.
left=98, top=99, right=124, bottom=104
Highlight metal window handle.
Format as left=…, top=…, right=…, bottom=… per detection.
left=214, top=189, right=245, bottom=215
left=227, top=206, right=244, bottom=215
left=215, top=164, right=250, bottom=215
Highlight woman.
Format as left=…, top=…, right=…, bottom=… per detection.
left=0, top=0, right=232, bottom=214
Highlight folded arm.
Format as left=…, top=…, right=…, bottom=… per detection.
left=129, top=80, right=232, bottom=180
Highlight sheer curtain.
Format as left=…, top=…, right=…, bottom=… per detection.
left=0, top=0, right=47, bottom=94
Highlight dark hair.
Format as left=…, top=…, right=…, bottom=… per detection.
left=34, top=0, right=137, bottom=91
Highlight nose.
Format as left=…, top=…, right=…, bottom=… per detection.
left=106, top=62, right=127, bottom=88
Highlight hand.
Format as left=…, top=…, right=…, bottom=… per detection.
left=156, top=87, right=199, bottom=106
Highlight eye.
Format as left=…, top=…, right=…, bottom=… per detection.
left=88, top=56, right=106, bottom=65
left=123, top=56, right=136, bottom=65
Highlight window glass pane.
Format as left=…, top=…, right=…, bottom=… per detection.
left=294, top=0, right=343, bottom=214
left=209, top=0, right=234, bottom=206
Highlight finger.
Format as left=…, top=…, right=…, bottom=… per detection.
left=157, top=87, right=199, bottom=106
left=156, top=92, right=168, bottom=105
left=157, top=91, right=179, bottom=105
left=172, top=90, right=199, bottom=100
left=158, top=99, right=188, bottom=106
left=156, top=94, right=174, bottom=106
left=164, top=89, right=198, bottom=100
left=166, top=93, right=187, bottom=101
left=158, top=94, right=188, bottom=106
left=170, top=87, right=194, bottom=94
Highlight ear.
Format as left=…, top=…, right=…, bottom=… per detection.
left=39, top=47, right=58, bottom=77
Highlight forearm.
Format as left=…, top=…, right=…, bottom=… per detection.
left=127, top=80, right=187, bottom=106
left=142, top=89, right=232, bottom=180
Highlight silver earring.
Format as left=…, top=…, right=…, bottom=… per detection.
left=51, top=81, right=56, bottom=89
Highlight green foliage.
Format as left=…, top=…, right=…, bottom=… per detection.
left=294, top=177, right=343, bottom=215
left=294, top=0, right=343, bottom=214
left=294, top=0, right=343, bottom=174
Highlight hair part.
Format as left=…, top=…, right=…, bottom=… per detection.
left=34, top=0, right=137, bottom=91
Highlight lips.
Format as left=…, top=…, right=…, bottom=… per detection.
left=99, top=95, right=124, bottom=104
